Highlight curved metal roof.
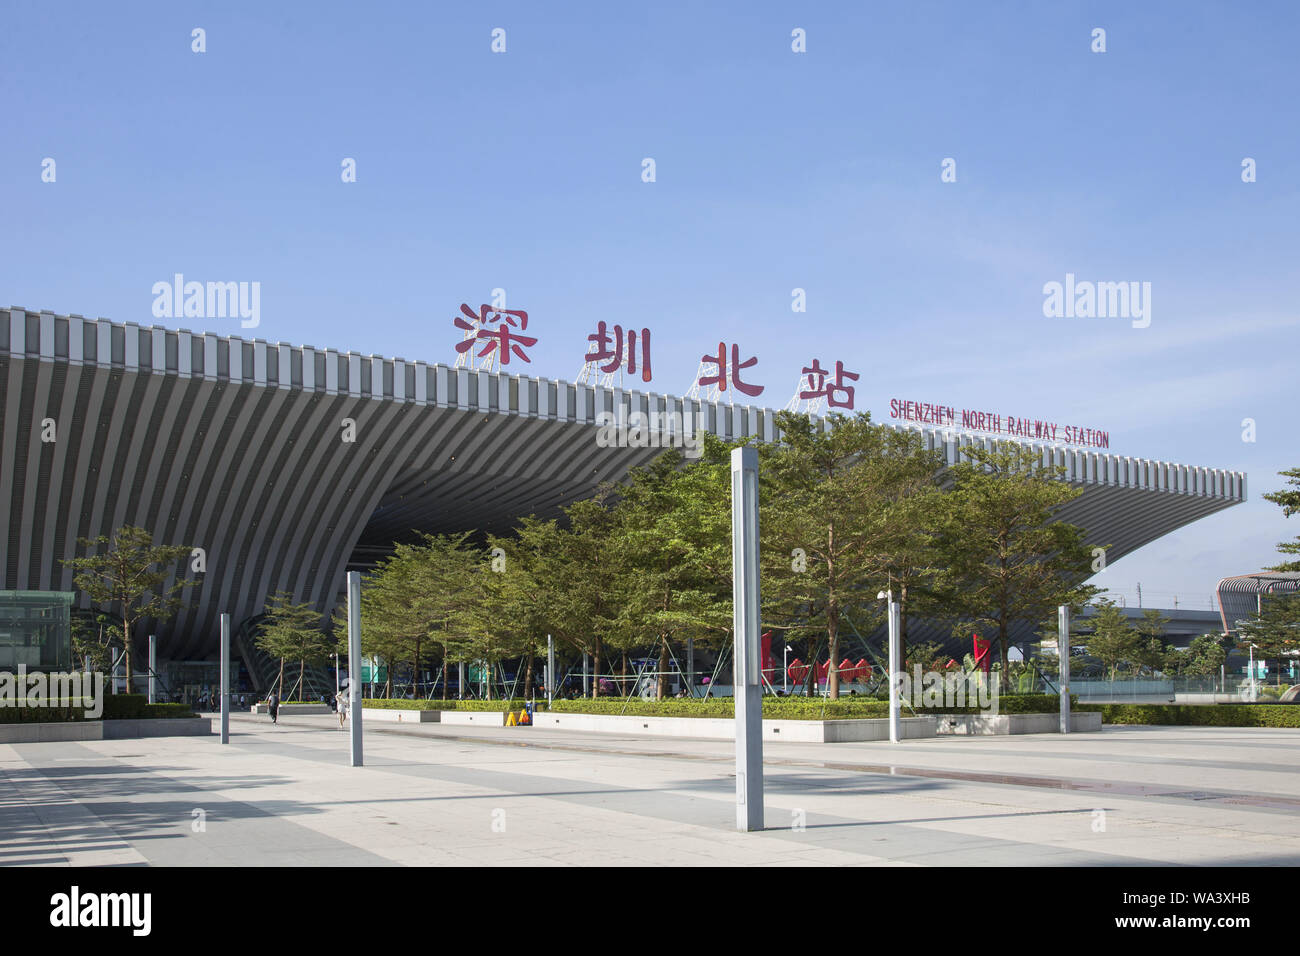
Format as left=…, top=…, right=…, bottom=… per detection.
left=1216, top=572, right=1300, bottom=635
left=1, top=308, right=1247, bottom=660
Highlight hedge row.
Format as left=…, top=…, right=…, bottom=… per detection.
left=102, top=696, right=196, bottom=720
left=1078, top=703, right=1300, bottom=727
left=362, top=698, right=528, bottom=712
left=0, top=694, right=197, bottom=723
left=358, top=693, right=1065, bottom=719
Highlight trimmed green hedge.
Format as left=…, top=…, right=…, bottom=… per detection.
left=0, top=694, right=197, bottom=723
left=102, top=695, right=195, bottom=720
left=358, top=694, right=1065, bottom=720
left=0, top=700, right=93, bottom=723
left=1079, top=703, right=1300, bottom=727
left=362, top=699, right=528, bottom=712
left=257, top=700, right=332, bottom=707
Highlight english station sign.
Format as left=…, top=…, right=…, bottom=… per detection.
left=888, top=399, right=1111, bottom=449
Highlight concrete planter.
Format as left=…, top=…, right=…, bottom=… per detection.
left=0, top=721, right=103, bottom=744
left=250, top=703, right=333, bottom=715
left=0, top=717, right=213, bottom=744
left=439, top=710, right=508, bottom=726
left=363, top=708, right=440, bottom=723
left=102, top=718, right=213, bottom=739
left=527, top=711, right=936, bottom=742
left=934, top=712, right=1102, bottom=735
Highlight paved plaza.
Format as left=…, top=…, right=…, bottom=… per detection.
left=2, top=716, right=1299, bottom=866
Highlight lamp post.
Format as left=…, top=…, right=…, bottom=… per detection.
left=219, top=614, right=230, bottom=745
left=347, top=571, right=363, bottom=767
left=888, top=600, right=901, bottom=743
left=1058, top=605, right=1071, bottom=734
left=876, top=590, right=900, bottom=742
left=731, top=445, right=764, bottom=832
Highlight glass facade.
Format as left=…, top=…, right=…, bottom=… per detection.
left=0, top=591, right=74, bottom=671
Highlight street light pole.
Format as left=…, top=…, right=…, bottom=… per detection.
left=347, top=571, right=363, bottom=767
left=731, top=445, right=764, bottom=832
left=219, top=614, right=230, bottom=745
left=1058, top=605, right=1071, bottom=734
left=888, top=600, right=901, bottom=743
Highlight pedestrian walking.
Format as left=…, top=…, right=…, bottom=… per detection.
left=267, top=690, right=280, bottom=724
left=336, top=690, right=349, bottom=730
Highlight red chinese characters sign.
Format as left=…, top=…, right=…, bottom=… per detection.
left=698, top=342, right=764, bottom=397
left=585, top=321, right=651, bottom=383
left=454, top=303, right=537, bottom=366
left=800, top=359, right=858, bottom=409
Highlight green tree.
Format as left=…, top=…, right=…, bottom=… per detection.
left=614, top=437, right=735, bottom=698
left=1084, top=599, right=1140, bottom=680
left=353, top=533, right=483, bottom=698
left=71, top=613, right=120, bottom=673
left=936, top=443, right=1098, bottom=692
left=761, top=412, right=944, bottom=698
left=506, top=501, right=629, bottom=699
left=63, top=525, right=194, bottom=691
left=1165, top=633, right=1227, bottom=678
left=1264, top=467, right=1300, bottom=572
left=1236, top=591, right=1300, bottom=680
left=1132, top=609, right=1171, bottom=675
left=257, top=592, right=331, bottom=700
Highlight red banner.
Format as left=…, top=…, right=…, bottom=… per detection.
left=973, top=634, right=992, bottom=674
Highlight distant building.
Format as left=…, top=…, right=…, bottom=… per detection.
left=1216, top=572, right=1300, bottom=637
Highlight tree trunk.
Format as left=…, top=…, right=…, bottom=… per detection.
left=524, top=649, right=535, bottom=699
left=592, top=637, right=602, bottom=698
left=298, top=658, right=305, bottom=701
left=828, top=602, right=841, bottom=699
left=486, top=660, right=493, bottom=701
left=413, top=636, right=421, bottom=698
left=998, top=622, right=1011, bottom=694
left=621, top=652, right=628, bottom=697
left=899, top=582, right=909, bottom=673
left=277, top=658, right=286, bottom=699
left=804, top=636, right=819, bottom=696
left=657, top=636, right=670, bottom=699
left=123, top=614, right=133, bottom=692
left=826, top=521, right=839, bottom=699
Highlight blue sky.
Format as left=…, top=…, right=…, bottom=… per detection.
left=3, top=0, right=1297, bottom=610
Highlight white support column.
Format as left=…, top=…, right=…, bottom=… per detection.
left=546, top=634, right=554, bottom=707
left=69, top=316, right=85, bottom=363
left=220, top=614, right=230, bottom=744
left=731, top=445, right=764, bottom=831
left=1059, top=604, right=1071, bottom=734
left=888, top=601, right=901, bottom=743
left=348, top=571, right=363, bottom=766
left=148, top=635, right=157, bottom=705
